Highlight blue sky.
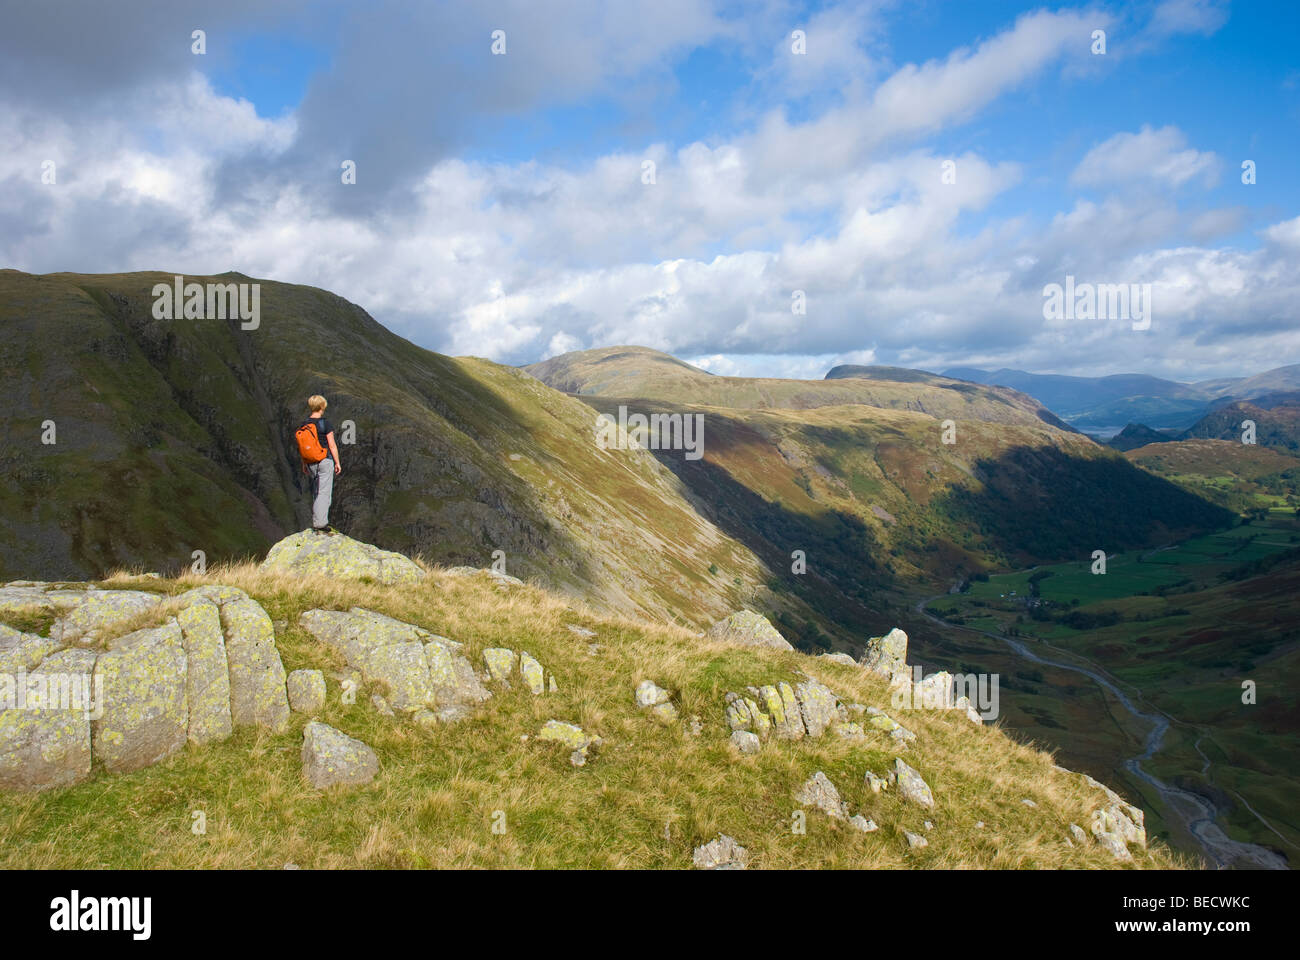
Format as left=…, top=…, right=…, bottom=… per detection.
left=3, top=0, right=1298, bottom=380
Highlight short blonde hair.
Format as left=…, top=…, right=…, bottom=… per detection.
left=308, top=395, right=328, bottom=412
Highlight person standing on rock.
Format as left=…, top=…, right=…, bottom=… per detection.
left=295, top=395, right=341, bottom=534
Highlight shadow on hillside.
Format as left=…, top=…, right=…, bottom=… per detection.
left=931, top=444, right=1238, bottom=564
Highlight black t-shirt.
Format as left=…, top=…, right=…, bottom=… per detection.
left=305, top=416, right=333, bottom=459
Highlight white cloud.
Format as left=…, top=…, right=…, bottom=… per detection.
left=1072, top=125, right=1220, bottom=190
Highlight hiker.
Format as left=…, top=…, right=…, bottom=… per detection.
left=295, top=395, right=341, bottom=534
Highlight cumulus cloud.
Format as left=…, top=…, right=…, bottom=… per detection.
left=1, top=0, right=1296, bottom=384
left=1071, top=125, right=1220, bottom=190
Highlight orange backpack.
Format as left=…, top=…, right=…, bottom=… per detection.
left=295, top=419, right=329, bottom=464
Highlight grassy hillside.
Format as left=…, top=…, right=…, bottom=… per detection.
left=527, top=345, right=1074, bottom=429
left=0, top=562, right=1186, bottom=869
left=0, top=270, right=797, bottom=631
left=1126, top=439, right=1300, bottom=514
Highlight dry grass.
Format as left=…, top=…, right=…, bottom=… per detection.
left=0, top=562, right=1192, bottom=869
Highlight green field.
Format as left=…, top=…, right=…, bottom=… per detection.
left=923, top=514, right=1300, bottom=862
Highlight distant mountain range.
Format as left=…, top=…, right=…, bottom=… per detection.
left=929, top=364, right=1300, bottom=436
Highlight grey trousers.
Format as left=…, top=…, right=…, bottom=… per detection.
left=308, top=458, right=334, bottom=529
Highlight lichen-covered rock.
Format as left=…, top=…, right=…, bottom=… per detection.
left=263, top=530, right=425, bottom=585
left=635, top=681, right=678, bottom=723
left=635, top=680, right=670, bottom=707
left=905, top=830, right=929, bottom=849
left=0, top=648, right=97, bottom=789
left=92, top=621, right=188, bottom=774
left=1072, top=772, right=1146, bottom=860
left=301, top=721, right=378, bottom=789
left=819, top=652, right=858, bottom=666
left=287, top=670, right=327, bottom=714
left=891, top=725, right=917, bottom=745
left=724, top=695, right=772, bottom=739
left=693, top=834, right=748, bottom=870
left=910, top=670, right=953, bottom=709
left=176, top=602, right=232, bottom=746
left=794, top=680, right=840, bottom=738
left=850, top=815, right=878, bottom=833
left=730, top=730, right=761, bottom=754
left=755, top=682, right=805, bottom=740
left=50, top=590, right=163, bottom=645
left=538, top=720, right=601, bottom=766
left=0, top=623, right=59, bottom=676
left=175, top=585, right=249, bottom=608
left=865, top=771, right=889, bottom=794
left=483, top=648, right=516, bottom=682
left=860, top=627, right=908, bottom=677
left=424, top=637, right=491, bottom=721
left=445, top=567, right=524, bottom=586
left=954, top=695, right=984, bottom=724
left=221, top=598, right=290, bottom=733
left=299, top=608, right=433, bottom=713
left=649, top=702, right=678, bottom=724
left=794, top=770, right=848, bottom=819
left=894, top=758, right=935, bottom=809
left=519, top=652, right=545, bottom=695
left=1069, top=823, right=1088, bottom=844
left=706, top=610, right=794, bottom=651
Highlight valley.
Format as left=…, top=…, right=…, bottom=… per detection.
left=920, top=513, right=1300, bottom=867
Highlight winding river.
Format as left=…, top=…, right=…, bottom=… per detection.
left=915, top=593, right=1288, bottom=870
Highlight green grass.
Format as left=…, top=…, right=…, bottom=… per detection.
left=0, top=564, right=1185, bottom=869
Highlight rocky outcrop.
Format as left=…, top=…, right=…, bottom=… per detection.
left=1, top=584, right=290, bottom=791
left=220, top=597, right=291, bottom=733
left=1078, top=772, right=1147, bottom=860
left=693, top=834, right=748, bottom=870
left=859, top=627, right=908, bottom=678
left=93, top=621, right=189, bottom=774
left=706, top=610, right=794, bottom=651
left=0, top=581, right=163, bottom=647
left=724, top=678, right=893, bottom=750
left=262, top=530, right=425, bottom=586
left=176, top=602, right=233, bottom=745
left=301, top=721, right=378, bottom=789
left=299, top=608, right=554, bottom=725
left=0, top=648, right=96, bottom=789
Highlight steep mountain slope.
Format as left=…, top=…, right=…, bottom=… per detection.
left=1179, top=396, right=1300, bottom=454
left=531, top=363, right=1234, bottom=647
left=1125, top=438, right=1300, bottom=513
left=0, top=270, right=783, bottom=630
left=528, top=346, right=1073, bottom=429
